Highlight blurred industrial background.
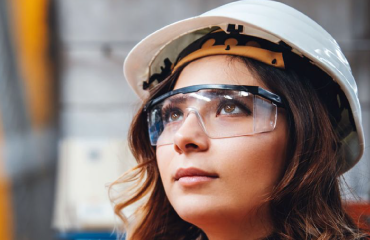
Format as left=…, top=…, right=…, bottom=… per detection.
left=0, top=0, right=369, bottom=239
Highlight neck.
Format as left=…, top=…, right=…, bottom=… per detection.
left=199, top=205, right=274, bottom=240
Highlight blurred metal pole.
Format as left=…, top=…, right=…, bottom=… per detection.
left=0, top=0, right=19, bottom=238
left=0, top=116, right=13, bottom=240
left=0, top=0, right=30, bottom=177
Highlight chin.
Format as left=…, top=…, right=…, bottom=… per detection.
left=171, top=195, right=222, bottom=223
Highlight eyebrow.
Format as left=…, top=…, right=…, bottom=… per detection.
left=165, top=95, right=187, bottom=104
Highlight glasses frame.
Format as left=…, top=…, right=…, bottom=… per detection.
left=144, top=84, right=285, bottom=113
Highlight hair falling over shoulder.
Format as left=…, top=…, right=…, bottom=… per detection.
left=110, top=58, right=370, bottom=240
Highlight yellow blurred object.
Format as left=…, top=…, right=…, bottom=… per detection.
left=10, top=0, right=54, bottom=129
left=0, top=115, right=13, bottom=240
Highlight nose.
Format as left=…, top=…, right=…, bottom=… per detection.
left=173, top=111, right=210, bottom=154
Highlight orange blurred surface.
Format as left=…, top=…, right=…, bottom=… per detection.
left=345, top=202, right=370, bottom=231
left=10, top=0, right=54, bottom=129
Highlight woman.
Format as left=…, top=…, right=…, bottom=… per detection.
left=112, top=1, right=368, bottom=239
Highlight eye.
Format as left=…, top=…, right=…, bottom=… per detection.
left=162, top=105, right=184, bottom=123
left=169, top=111, right=183, bottom=122
left=222, top=104, right=237, bottom=113
left=216, top=100, right=252, bottom=117
left=219, top=103, right=242, bottom=115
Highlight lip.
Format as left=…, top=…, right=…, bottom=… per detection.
left=174, top=167, right=219, bottom=186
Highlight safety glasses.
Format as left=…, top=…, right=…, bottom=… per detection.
left=144, top=84, right=285, bottom=146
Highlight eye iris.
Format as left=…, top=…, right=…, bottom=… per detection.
left=224, top=104, right=235, bottom=113
left=171, top=112, right=180, bottom=121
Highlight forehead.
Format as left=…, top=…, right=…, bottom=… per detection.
left=174, top=55, right=266, bottom=90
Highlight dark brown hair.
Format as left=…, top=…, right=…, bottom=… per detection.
left=110, top=57, right=369, bottom=240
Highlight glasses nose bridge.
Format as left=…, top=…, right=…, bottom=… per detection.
left=182, top=107, right=207, bottom=133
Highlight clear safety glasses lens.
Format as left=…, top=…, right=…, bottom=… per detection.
left=147, top=88, right=278, bottom=146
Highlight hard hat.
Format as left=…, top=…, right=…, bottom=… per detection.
left=123, top=0, right=365, bottom=172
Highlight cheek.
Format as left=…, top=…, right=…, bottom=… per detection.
left=216, top=130, right=288, bottom=197
left=220, top=134, right=286, bottom=184
left=156, top=147, right=174, bottom=188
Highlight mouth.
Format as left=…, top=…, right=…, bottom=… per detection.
left=174, top=167, right=219, bottom=186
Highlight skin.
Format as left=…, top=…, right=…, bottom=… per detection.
left=156, top=55, right=288, bottom=240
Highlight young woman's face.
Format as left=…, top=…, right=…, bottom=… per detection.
left=156, top=55, right=288, bottom=230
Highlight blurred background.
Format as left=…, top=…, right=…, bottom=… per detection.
left=0, top=0, right=369, bottom=239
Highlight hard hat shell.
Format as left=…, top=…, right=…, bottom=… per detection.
left=124, top=0, right=365, bottom=172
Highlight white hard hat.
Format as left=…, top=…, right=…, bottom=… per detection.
left=124, top=0, right=365, bottom=172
